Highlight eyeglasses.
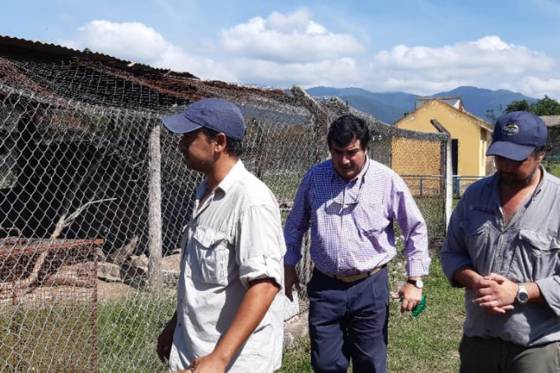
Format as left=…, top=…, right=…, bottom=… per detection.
left=326, top=177, right=365, bottom=216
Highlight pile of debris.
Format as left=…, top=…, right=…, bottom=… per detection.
left=0, top=235, right=181, bottom=302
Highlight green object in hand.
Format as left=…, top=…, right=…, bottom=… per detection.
left=411, top=294, right=427, bottom=318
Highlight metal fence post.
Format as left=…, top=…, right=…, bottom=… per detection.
left=290, top=86, right=329, bottom=163
left=148, top=122, right=163, bottom=291
left=431, top=119, right=453, bottom=230
left=444, top=138, right=453, bottom=228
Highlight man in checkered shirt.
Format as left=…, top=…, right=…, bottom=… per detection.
left=284, top=114, right=431, bottom=373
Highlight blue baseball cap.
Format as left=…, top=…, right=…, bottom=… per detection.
left=486, top=111, right=547, bottom=161
left=161, top=98, right=246, bottom=140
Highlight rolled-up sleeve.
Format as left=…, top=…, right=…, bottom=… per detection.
left=440, top=199, right=473, bottom=287
left=391, top=175, right=430, bottom=277
left=536, top=276, right=560, bottom=316
left=283, top=172, right=311, bottom=267
left=236, top=204, right=285, bottom=289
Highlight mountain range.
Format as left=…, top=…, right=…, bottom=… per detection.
left=307, top=86, right=537, bottom=124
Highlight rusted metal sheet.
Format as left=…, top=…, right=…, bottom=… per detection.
left=0, top=238, right=104, bottom=258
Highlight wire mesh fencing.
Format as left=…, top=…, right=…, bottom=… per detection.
left=0, top=55, right=450, bottom=372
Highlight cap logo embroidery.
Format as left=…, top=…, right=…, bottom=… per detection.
left=503, top=122, right=519, bottom=136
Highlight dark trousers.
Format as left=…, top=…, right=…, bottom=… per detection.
left=307, top=267, right=389, bottom=373
left=460, top=335, right=560, bottom=373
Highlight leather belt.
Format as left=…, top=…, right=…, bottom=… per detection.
left=318, top=264, right=386, bottom=283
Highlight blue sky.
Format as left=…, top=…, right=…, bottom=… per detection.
left=2, top=0, right=560, bottom=98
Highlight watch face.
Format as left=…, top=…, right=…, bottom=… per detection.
left=517, top=286, right=529, bottom=303
left=408, top=279, right=423, bottom=289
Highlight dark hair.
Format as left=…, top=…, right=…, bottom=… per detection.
left=532, top=145, right=551, bottom=157
left=201, top=127, right=244, bottom=157
left=533, top=145, right=547, bottom=153
left=327, top=114, right=370, bottom=150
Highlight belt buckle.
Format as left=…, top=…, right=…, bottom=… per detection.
left=336, top=272, right=368, bottom=283
left=338, top=266, right=383, bottom=283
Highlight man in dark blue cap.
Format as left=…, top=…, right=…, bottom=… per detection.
left=441, top=111, right=560, bottom=373
left=156, top=98, right=286, bottom=373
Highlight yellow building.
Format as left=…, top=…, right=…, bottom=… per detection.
left=394, top=97, right=493, bottom=177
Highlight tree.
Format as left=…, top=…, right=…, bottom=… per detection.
left=505, top=99, right=530, bottom=113
left=505, top=96, right=560, bottom=116
left=530, top=95, right=560, bottom=115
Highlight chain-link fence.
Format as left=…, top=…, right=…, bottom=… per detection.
left=0, top=51, right=449, bottom=372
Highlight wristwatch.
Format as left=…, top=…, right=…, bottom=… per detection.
left=407, top=279, right=424, bottom=289
left=516, top=283, right=529, bottom=304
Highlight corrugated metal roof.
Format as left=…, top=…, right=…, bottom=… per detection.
left=0, top=35, right=314, bottom=128
left=0, top=35, right=198, bottom=79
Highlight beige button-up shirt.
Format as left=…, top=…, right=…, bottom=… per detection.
left=169, top=161, right=286, bottom=372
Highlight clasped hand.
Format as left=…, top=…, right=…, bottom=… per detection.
left=472, top=273, right=517, bottom=315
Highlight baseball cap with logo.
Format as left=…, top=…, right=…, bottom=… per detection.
left=486, top=111, right=547, bottom=161
left=161, top=98, right=246, bottom=140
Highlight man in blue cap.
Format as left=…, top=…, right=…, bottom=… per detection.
left=441, top=111, right=560, bottom=372
left=156, top=98, right=285, bottom=373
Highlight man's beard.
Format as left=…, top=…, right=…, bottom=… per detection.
left=498, top=167, right=538, bottom=188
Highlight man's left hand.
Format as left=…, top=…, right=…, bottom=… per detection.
left=473, top=273, right=517, bottom=312
left=191, top=352, right=227, bottom=373
left=399, top=283, right=422, bottom=313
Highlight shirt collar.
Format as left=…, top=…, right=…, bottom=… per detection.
left=195, top=160, right=245, bottom=200
left=215, top=160, right=245, bottom=194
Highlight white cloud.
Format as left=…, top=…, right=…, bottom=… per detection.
left=220, top=9, right=363, bottom=63
left=229, top=57, right=363, bottom=88
left=381, top=78, right=475, bottom=94
left=212, top=9, right=366, bottom=88
left=375, top=36, right=553, bottom=73
left=369, top=36, right=558, bottom=97
left=521, top=77, right=560, bottom=98
left=62, top=20, right=236, bottom=82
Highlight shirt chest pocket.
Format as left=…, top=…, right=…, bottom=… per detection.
left=188, top=226, right=234, bottom=286
left=518, top=230, right=560, bottom=274
left=464, top=221, right=494, bottom=273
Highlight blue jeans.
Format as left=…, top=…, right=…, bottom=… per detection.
left=307, top=267, right=389, bottom=373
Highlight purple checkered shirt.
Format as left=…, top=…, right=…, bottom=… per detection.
left=284, top=158, right=430, bottom=277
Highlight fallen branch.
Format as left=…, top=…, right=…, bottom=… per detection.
left=51, top=198, right=116, bottom=239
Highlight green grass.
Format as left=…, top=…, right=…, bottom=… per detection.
left=279, top=256, right=465, bottom=373
left=261, top=172, right=303, bottom=204
left=97, top=294, right=175, bottom=372
left=278, top=338, right=314, bottom=373
left=0, top=293, right=176, bottom=372
left=544, top=161, right=560, bottom=178
left=387, top=255, right=464, bottom=372
left=1, top=302, right=98, bottom=371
